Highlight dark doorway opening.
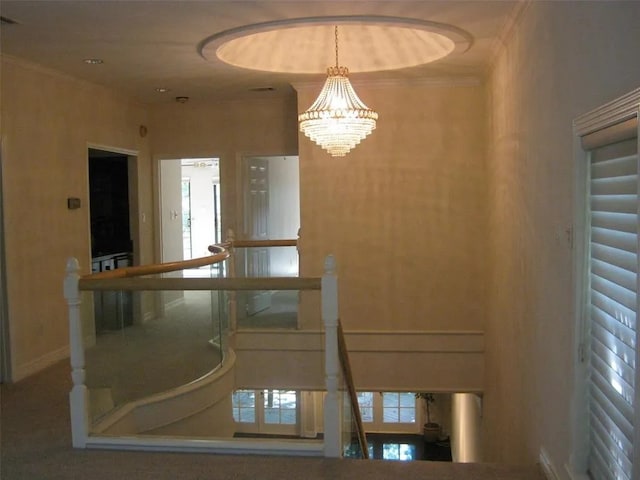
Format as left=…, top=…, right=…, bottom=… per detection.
left=88, top=148, right=133, bottom=332
left=89, top=150, right=131, bottom=258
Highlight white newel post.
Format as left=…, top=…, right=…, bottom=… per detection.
left=322, top=254, right=341, bottom=458
left=64, top=258, right=89, bottom=448
left=226, top=228, right=237, bottom=334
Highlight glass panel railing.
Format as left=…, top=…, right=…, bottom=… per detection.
left=232, top=246, right=299, bottom=278
left=84, top=281, right=227, bottom=427
left=342, top=384, right=361, bottom=458
left=67, top=248, right=333, bottom=455
left=235, top=288, right=299, bottom=330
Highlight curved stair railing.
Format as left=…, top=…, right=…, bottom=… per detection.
left=64, top=231, right=368, bottom=458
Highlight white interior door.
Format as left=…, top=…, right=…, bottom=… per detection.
left=244, top=157, right=271, bottom=315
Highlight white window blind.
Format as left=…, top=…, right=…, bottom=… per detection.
left=587, top=132, right=639, bottom=480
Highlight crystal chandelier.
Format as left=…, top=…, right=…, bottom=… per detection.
left=298, top=26, right=378, bottom=157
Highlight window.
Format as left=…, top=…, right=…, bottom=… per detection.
left=232, top=389, right=256, bottom=423
left=263, top=389, right=297, bottom=425
left=356, top=392, right=374, bottom=422
left=356, top=392, right=419, bottom=433
left=232, top=389, right=299, bottom=435
left=578, top=108, right=639, bottom=480
left=382, top=392, right=417, bottom=423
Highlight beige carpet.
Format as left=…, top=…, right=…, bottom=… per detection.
left=237, top=290, right=298, bottom=329
left=85, top=290, right=223, bottom=416
left=0, top=359, right=546, bottom=480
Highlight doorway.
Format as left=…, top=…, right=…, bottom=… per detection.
left=239, top=155, right=300, bottom=321
left=88, top=147, right=137, bottom=333
left=159, top=158, right=222, bottom=266
left=232, top=388, right=299, bottom=435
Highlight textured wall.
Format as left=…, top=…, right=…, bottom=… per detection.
left=297, top=82, right=489, bottom=332
left=0, top=57, right=153, bottom=380
left=149, top=96, right=299, bottom=240
left=486, top=0, right=640, bottom=469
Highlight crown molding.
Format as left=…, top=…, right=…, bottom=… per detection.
left=574, top=87, right=640, bottom=136
left=486, top=0, right=532, bottom=73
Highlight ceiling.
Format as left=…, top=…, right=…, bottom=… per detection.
left=0, top=1, right=521, bottom=104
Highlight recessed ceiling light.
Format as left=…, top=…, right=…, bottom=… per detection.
left=156, top=87, right=171, bottom=93
left=83, top=58, right=103, bottom=65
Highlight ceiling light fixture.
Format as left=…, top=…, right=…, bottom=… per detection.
left=298, top=26, right=378, bottom=157
left=83, top=58, right=103, bottom=65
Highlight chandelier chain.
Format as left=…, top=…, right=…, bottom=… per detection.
left=334, top=25, right=339, bottom=68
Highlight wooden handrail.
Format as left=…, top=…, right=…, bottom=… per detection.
left=83, top=251, right=230, bottom=280
left=85, top=237, right=298, bottom=281
left=208, top=239, right=297, bottom=251
left=337, top=320, right=369, bottom=459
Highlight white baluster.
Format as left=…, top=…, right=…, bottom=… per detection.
left=64, top=258, right=89, bottom=448
left=322, top=254, right=341, bottom=457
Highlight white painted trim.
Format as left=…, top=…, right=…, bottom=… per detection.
left=12, top=344, right=69, bottom=381
left=87, top=143, right=138, bottom=158
left=235, top=330, right=484, bottom=353
left=93, top=350, right=235, bottom=434
left=85, top=435, right=324, bottom=456
left=235, top=330, right=323, bottom=351
left=574, top=87, right=640, bottom=136
left=344, top=330, right=484, bottom=353
left=163, top=296, right=185, bottom=312
left=539, top=448, right=559, bottom=480
left=487, top=0, right=532, bottom=70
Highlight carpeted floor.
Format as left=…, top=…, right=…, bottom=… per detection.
left=86, top=290, right=223, bottom=413
left=237, top=290, right=298, bottom=329
left=0, top=360, right=546, bottom=480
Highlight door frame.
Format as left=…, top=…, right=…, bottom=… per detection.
left=87, top=143, right=141, bottom=330
left=0, top=140, right=11, bottom=382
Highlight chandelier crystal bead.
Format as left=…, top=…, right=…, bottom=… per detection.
left=298, top=27, right=378, bottom=157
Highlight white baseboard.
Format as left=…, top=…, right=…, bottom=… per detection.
left=13, top=344, right=70, bottom=381
left=164, top=297, right=185, bottom=312
left=564, top=463, right=591, bottom=480
left=539, top=447, right=559, bottom=480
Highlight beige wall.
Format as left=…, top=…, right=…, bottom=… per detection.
left=0, top=61, right=299, bottom=381
left=0, top=56, right=154, bottom=380
left=486, top=0, right=640, bottom=471
left=296, top=82, right=488, bottom=332
left=148, top=96, right=299, bottom=241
